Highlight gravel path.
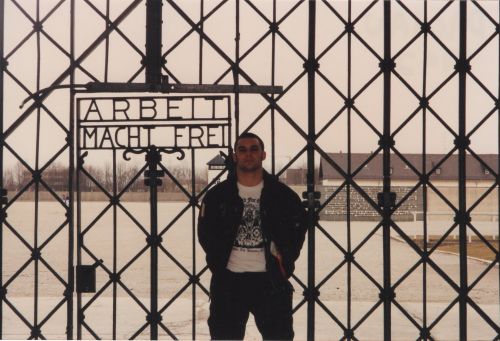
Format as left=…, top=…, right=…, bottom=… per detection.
left=2, top=202, right=498, bottom=339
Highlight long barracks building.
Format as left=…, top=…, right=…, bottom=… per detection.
left=317, top=153, right=498, bottom=221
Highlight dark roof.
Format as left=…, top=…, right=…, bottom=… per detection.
left=207, top=154, right=226, bottom=166
left=319, top=153, right=498, bottom=181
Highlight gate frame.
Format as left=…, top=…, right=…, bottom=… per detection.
left=1, top=0, right=500, bottom=340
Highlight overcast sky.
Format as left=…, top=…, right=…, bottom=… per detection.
left=2, top=0, right=499, bottom=171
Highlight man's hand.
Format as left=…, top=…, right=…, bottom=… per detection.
left=270, top=241, right=287, bottom=277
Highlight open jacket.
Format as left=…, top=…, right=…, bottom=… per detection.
left=198, top=171, right=307, bottom=286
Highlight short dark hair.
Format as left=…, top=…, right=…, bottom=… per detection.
left=234, top=132, right=265, bottom=151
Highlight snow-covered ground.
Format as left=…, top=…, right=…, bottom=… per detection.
left=2, top=202, right=499, bottom=340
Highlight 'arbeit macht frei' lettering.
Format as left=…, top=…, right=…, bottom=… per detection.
left=78, top=96, right=230, bottom=149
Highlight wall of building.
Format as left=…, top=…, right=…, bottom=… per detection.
left=319, top=185, right=422, bottom=221
left=423, top=186, right=498, bottom=221
left=319, top=182, right=498, bottom=221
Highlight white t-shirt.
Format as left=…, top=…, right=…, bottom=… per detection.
left=226, top=181, right=266, bottom=272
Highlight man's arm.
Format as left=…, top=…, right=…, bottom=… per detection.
left=289, top=191, right=308, bottom=263
left=274, top=188, right=307, bottom=279
left=197, top=193, right=213, bottom=255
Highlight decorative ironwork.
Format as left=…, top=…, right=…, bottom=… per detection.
left=1, top=0, right=500, bottom=340
left=77, top=95, right=231, bottom=151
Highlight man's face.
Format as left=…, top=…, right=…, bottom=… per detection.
left=233, top=137, right=266, bottom=173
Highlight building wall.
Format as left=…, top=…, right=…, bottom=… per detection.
left=319, top=180, right=498, bottom=221
left=320, top=185, right=422, bottom=221
left=424, top=186, right=498, bottom=221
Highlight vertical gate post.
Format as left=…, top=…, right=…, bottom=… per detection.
left=305, top=0, right=317, bottom=340
left=457, top=1, right=469, bottom=340
left=380, top=1, right=394, bottom=340
left=144, top=147, right=164, bottom=340
left=67, top=2, right=76, bottom=339
left=145, top=0, right=163, bottom=85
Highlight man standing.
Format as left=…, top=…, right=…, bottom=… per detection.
left=198, top=132, right=307, bottom=340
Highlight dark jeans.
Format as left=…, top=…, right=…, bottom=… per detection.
left=208, top=270, right=294, bottom=341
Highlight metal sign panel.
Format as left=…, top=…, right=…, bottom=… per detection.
left=77, top=95, right=231, bottom=150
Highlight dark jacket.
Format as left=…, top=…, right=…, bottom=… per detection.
left=198, top=171, right=307, bottom=285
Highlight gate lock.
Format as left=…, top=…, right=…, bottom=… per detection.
left=76, top=259, right=103, bottom=293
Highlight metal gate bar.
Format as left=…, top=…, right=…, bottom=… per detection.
left=306, top=1, right=317, bottom=339
left=382, top=1, right=392, bottom=339
left=67, top=1, right=76, bottom=338
left=458, top=2, right=468, bottom=339
left=2, top=1, right=500, bottom=340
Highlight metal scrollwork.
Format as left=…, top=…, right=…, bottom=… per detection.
left=123, top=145, right=185, bottom=161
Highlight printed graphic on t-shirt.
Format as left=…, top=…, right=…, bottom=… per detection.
left=234, top=197, right=263, bottom=248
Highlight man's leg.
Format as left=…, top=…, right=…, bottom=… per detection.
left=251, top=279, right=294, bottom=340
left=208, top=271, right=249, bottom=340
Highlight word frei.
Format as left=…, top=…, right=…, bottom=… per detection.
left=78, top=96, right=231, bottom=149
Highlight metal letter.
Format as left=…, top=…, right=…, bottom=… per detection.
left=83, top=127, right=98, bottom=149
left=83, top=99, right=103, bottom=121
left=128, top=126, right=141, bottom=148
left=140, top=98, right=157, bottom=119
left=113, top=99, right=130, bottom=120
left=99, top=127, right=115, bottom=149
left=189, top=126, right=204, bottom=147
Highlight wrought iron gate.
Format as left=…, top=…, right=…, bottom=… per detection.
left=1, top=0, right=500, bottom=340
left=74, top=93, right=231, bottom=339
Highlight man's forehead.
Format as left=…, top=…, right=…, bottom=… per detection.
left=236, top=138, right=261, bottom=148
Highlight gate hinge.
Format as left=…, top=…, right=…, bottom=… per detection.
left=0, top=188, right=8, bottom=222
left=144, top=169, right=164, bottom=187
left=144, top=178, right=163, bottom=187
left=145, top=170, right=164, bottom=178
left=377, top=192, right=396, bottom=210
left=302, top=191, right=321, bottom=209
left=0, top=188, right=7, bottom=205
left=0, top=58, right=8, bottom=71
left=0, top=286, right=7, bottom=299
